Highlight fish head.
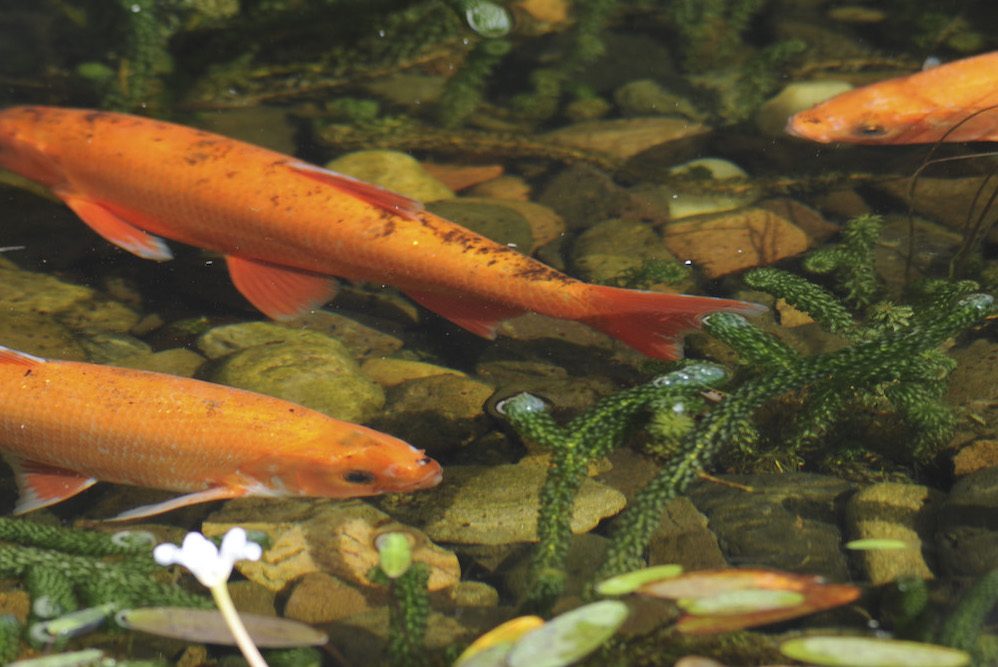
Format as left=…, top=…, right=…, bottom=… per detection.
left=786, top=81, right=934, bottom=144
left=0, top=106, right=65, bottom=186
left=252, top=426, right=443, bottom=499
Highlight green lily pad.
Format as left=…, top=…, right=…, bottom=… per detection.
left=507, top=601, right=629, bottom=667
left=596, top=564, right=684, bottom=596
left=116, top=607, right=327, bottom=647
left=376, top=532, right=413, bottom=578
left=845, top=539, right=911, bottom=551
left=678, top=588, right=805, bottom=615
left=780, top=636, right=971, bottom=667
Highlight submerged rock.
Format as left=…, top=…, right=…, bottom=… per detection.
left=325, top=150, right=454, bottom=202
left=570, top=218, right=684, bottom=286
left=542, top=117, right=709, bottom=161
left=372, top=373, right=495, bottom=457
left=198, top=322, right=384, bottom=423
left=381, top=463, right=626, bottom=545
left=203, top=498, right=460, bottom=593
left=845, top=483, right=941, bottom=584
left=204, top=336, right=384, bottom=423
left=935, top=466, right=998, bottom=576
left=662, top=203, right=821, bottom=278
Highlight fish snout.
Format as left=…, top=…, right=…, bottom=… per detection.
left=380, top=454, right=443, bottom=493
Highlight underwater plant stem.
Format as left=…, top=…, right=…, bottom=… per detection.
left=209, top=583, right=268, bottom=667
left=596, top=294, right=993, bottom=580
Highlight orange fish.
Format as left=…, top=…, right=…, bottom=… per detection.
left=0, top=106, right=761, bottom=360
left=0, top=346, right=441, bottom=521
left=787, top=51, right=998, bottom=144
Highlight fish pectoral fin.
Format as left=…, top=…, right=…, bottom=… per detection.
left=54, top=190, right=173, bottom=261
left=5, top=456, right=97, bottom=514
left=286, top=160, right=424, bottom=221
left=225, top=256, right=339, bottom=320
left=108, top=486, right=246, bottom=523
left=403, top=288, right=524, bottom=339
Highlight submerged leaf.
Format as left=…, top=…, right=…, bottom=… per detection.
left=116, top=607, right=327, bottom=647
left=455, top=616, right=545, bottom=666
left=596, top=564, right=684, bottom=596
left=780, top=636, right=971, bottom=667
left=10, top=649, right=106, bottom=667
left=677, top=589, right=805, bottom=615
left=507, top=601, right=628, bottom=667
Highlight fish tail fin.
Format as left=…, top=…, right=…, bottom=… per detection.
left=578, top=285, right=766, bottom=361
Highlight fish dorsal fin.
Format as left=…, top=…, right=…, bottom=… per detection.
left=286, top=160, right=424, bottom=221
left=0, top=346, right=46, bottom=366
left=225, top=256, right=339, bottom=320
left=6, top=456, right=97, bottom=514
left=403, top=288, right=525, bottom=339
left=54, top=190, right=173, bottom=261
left=108, top=486, right=246, bottom=522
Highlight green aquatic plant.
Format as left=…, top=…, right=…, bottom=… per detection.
left=497, top=363, right=729, bottom=613
left=0, top=518, right=209, bottom=611
left=511, top=0, right=617, bottom=120
left=0, top=615, right=20, bottom=664
left=669, top=0, right=768, bottom=72
left=937, top=568, right=998, bottom=662
left=370, top=532, right=431, bottom=667
left=597, top=290, right=992, bottom=581
left=436, top=38, right=511, bottom=128
left=802, top=213, right=882, bottom=308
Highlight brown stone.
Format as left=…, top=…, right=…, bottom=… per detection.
left=953, top=440, right=998, bottom=477
left=663, top=206, right=813, bottom=277
left=468, top=175, right=531, bottom=201
left=283, top=572, right=370, bottom=623
left=203, top=498, right=460, bottom=593
left=543, top=117, right=710, bottom=161
left=420, top=162, right=503, bottom=192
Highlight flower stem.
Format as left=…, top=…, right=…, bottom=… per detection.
left=210, top=583, right=268, bottom=667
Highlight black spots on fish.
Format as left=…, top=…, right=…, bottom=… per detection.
left=183, top=139, right=233, bottom=166
left=270, top=194, right=280, bottom=206
left=225, top=170, right=238, bottom=179
left=513, top=264, right=573, bottom=284
left=82, top=111, right=109, bottom=125
left=194, top=177, right=209, bottom=187
left=22, top=369, right=31, bottom=377
left=343, top=470, right=376, bottom=484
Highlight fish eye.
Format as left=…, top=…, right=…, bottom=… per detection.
left=343, top=470, right=376, bottom=484
left=853, top=123, right=887, bottom=137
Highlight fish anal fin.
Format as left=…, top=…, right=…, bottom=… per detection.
left=287, top=160, right=424, bottom=221
left=6, top=456, right=97, bottom=514
left=0, top=346, right=46, bottom=366
left=108, top=486, right=246, bottom=522
left=54, top=191, right=173, bottom=261
left=225, top=256, right=339, bottom=320
left=404, top=289, right=524, bottom=339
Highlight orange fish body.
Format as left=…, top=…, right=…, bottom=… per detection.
left=787, top=50, right=998, bottom=144
left=0, top=106, right=761, bottom=360
left=0, top=347, right=441, bottom=520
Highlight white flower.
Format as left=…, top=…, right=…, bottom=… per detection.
left=154, top=528, right=262, bottom=588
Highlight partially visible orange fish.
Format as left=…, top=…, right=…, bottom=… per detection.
left=0, top=347, right=441, bottom=521
left=0, top=106, right=762, bottom=361
left=787, top=51, right=998, bottom=144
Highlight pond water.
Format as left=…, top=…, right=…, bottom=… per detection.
left=0, top=1, right=995, bottom=666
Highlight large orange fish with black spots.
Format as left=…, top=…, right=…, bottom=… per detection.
left=0, top=346, right=441, bottom=521
left=0, top=106, right=762, bottom=360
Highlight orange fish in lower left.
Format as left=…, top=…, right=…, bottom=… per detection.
left=0, top=347, right=441, bottom=521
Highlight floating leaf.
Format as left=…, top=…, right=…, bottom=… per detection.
left=455, top=616, right=545, bottom=666
left=638, top=568, right=860, bottom=635
left=780, top=636, right=971, bottom=667
left=116, top=607, right=327, bottom=647
left=10, top=649, right=106, bottom=667
left=596, top=564, right=684, bottom=596
left=677, top=589, right=805, bottom=615
left=845, top=539, right=911, bottom=551
left=507, top=601, right=629, bottom=667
